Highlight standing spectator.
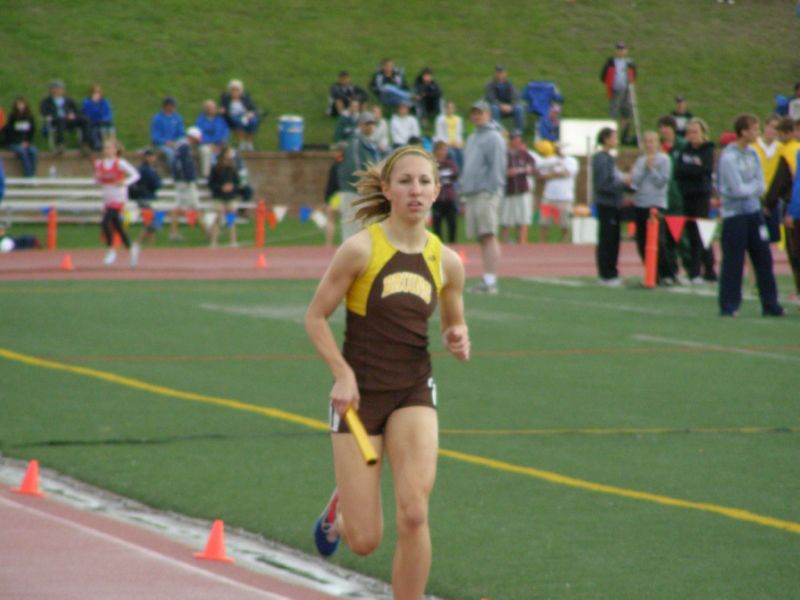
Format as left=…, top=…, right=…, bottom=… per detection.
left=671, top=96, right=693, bottom=139
left=169, top=126, right=205, bottom=241
left=537, top=141, right=580, bottom=242
left=600, top=42, right=637, bottom=146
left=461, top=100, right=507, bottom=294
left=150, top=97, right=185, bottom=167
left=389, top=101, right=421, bottom=148
left=657, top=115, right=691, bottom=283
left=717, top=114, right=784, bottom=317
left=333, top=99, right=362, bottom=143
left=94, top=139, right=140, bottom=267
left=592, top=127, right=628, bottom=285
left=322, top=142, right=347, bottom=247
left=327, top=70, right=368, bottom=117
left=5, top=97, right=38, bottom=177
left=337, top=112, right=380, bottom=240
left=81, top=84, right=114, bottom=151
left=208, top=145, right=250, bottom=248
left=39, top=80, right=90, bottom=153
left=789, top=83, right=800, bottom=120
left=675, top=117, right=717, bottom=283
left=432, top=141, right=459, bottom=243
left=500, top=131, right=536, bottom=244
left=413, top=67, right=443, bottom=125
left=369, top=58, right=412, bottom=108
left=368, top=105, right=391, bottom=157
left=783, top=146, right=800, bottom=304
left=630, top=131, right=676, bottom=284
left=128, top=149, right=162, bottom=247
left=434, top=101, right=464, bottom=169
left=485, top=65, right=525, bottom=133
left=752, top=115, right=783, bottom=242
left=194, top=99, right=230, bottom=177
left=220, top=79, right=262, bottom=151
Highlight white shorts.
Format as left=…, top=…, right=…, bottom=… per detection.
left=463, top=191, right=501, bottom=239
left=499, top=192, right=532, bottom=227
left=175, top=182, right=199, bottom=210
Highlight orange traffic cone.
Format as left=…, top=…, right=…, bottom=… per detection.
left=194, top=519, right=234, bottom=563
left=256, top=253, right=268, bottom=269
left=13, top=460, right=46, bottom=497
left=458, top=249, right=470, bottom=265
left=61, top=254, right=75, bottom=271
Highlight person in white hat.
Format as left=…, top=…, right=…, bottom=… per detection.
left=220, top=79, right=262, bottom=151
left=169, top=126, right=206, bottom=241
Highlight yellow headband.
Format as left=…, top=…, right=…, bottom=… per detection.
left=381, top=146, right=437, bottom=181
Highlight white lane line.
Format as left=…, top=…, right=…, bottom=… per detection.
left=520, top=276, right=588, bottom=287
left=0, top=495, right=292, bottom=600
left=632, top=334, right=800, bottom=363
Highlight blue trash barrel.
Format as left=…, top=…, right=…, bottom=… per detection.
left=278, top=115, right=304, bottom=151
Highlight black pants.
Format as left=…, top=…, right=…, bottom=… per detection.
left=101, top=208, right=130, bottom=249
left=718, top=212, right=780, bottom=315
left=633, top=207, right=675, bottom=281
left=683, top=192, right=716, bottom=279
left=50, top=116, right=90, bottom=147
left=596, top=204, right=621, bottom=279
left=432, top=201, right=458, bottom=243
left=786, top=219, right=800, bottom=294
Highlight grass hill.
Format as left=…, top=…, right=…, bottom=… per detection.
left=1, top=0, right=797, bottom=151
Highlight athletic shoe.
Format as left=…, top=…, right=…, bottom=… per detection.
left=690, top=276, right=705, bottom=285
left=598, top=277, right=622, bottom=287
left=103, top=249, right=117, bottom=265
left=313, top=489, right=340, bottom=557
left=719, top=310, right=737, bottom=318
left=675, top=275, right=690, bottom=286
left=762, top=306, right=785, bottom=317
left=468, top=282, right=499, bottom=295
left=130, top=243, right=140, bottom=268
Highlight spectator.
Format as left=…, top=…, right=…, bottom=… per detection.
left=128, top=149, right=162, bottom=247
left=81, top=84, right=114, bottom=151
left=195, top=99, right=230, bottom=177
left=790, top=83, right=800, bottom=120
left=432, top=141, right=460, bottom=243
left=208, top=145, right=251, bottom=248
left=5, top=97, right=38, bottom=177
left=322, top=141, right=347, bottom=247
left=220, top=79, right=262, bottom=151
left=675, top=117, right=717, bottom=283
left=413, top=67, right=443, bottom=124
left=169, top=126, right=205, bottom=241
left=150, top=96, right=185, bottom=167
left=434, top=101, right=464, bottom=169
left=333, top=99, right=362, bottom=142
left=671, top=95, right=693, bottom=139
left=537, top=140, right=580, bottom=242
left=592, top=127, right=628, bottom=285
left=630, top=131, right=676, bottom=284
left=369, top=58, right=412, bottom=108
left=753, top=115, right=783, bottom=242
left=657, top=115, right=691, bottom=283
left=600, top=42, right=637, bottom=146
left=337, top=112, right=380, bottom=240
left=389, top=101, right=421, bottom=148
left=461, top=100, right=507, bottom=294
left=327, top=70, right=368, bottom=117
left=717, top=114, right=783, bottom=317
left=94, top=139, right=140, bottom=267
left=485, top=65, right=525, bottom=132
left=368, top=105, right=390, bottom=157
left=500, top=131, right=536, bottom=244
left=538, top=103, right=562, bottom=143
left=39, top=80, right=90, bottom=154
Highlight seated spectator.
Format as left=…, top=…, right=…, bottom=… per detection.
left=169, top=127, right=205, bottom=241
left=537, top=103, right=562, bottom=142
left=369, top=105, right=391, bottom=157
left=150, top=97, right=185, bottom=166
left=128, top=149, right=162, bottom=201
left=432, top=141, right=460, bottom=243
left=434, top=101, right=464, bottom=169
left=789, top=82, right=800, bottom=120
left=39, top=80, right=90, bottom=153
left=333, top=99, right=362, bottom=142
left=195, top=99, right=230, bottom=177
left=5, top=97, right=38, bottom=177
left=220, top=79, right=262, bottom=151
left=208, top=145, right=252, bottom=248
left=671, top=95, right=693, bottom=138
left=413, top=67, right=443, bottom=124
left=369, top=59, right=412, bottom=108
left=81, top=84, right=114, bottom=151
left=485, top=65, right=525, bottom=132
left=389, top=101, right=421, bottom=148
left=327, top=70, right=369, bottom=117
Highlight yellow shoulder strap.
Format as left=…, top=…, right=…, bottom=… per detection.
left=346, top=224, right=396, bottom=316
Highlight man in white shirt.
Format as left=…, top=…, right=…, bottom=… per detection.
left=389, top=101, right=421, bottom=148
left=535, top=141, right=580, bottom=242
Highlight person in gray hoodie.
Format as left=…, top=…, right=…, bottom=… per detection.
left=592, top=127, right=628, bottom=285
left=630, top=130, right=676, bottom=283
left=461, top=100, right=507, bottom=294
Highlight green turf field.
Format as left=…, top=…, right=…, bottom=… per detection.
left=1, top=278, right=798, bottom=599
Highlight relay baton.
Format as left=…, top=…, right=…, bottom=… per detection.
left=344, top=407, right=378, bottom=466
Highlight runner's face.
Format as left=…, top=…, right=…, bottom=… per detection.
left=383, top=155, right=440, bottom=223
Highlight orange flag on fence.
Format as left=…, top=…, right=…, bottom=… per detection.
left=664, top=216, right=687, bottom=242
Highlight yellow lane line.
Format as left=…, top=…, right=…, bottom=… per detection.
left=2, top=346, right=798, bottom=536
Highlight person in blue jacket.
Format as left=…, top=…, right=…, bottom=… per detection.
left=81, top=84, right=114, bottom=151
left=150, top=97, right=185, bottom=166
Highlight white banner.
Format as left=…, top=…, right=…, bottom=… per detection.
left=310, top=209, right=328, bottom=229
left=273, top=205, right=288, bottom=223
left=696, top=218, right=717, bottom=250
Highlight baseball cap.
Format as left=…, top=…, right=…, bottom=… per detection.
left=358, top=111, right=376, bottom=125
left=615, top=41, right=626, bottom=49
left=510, top=129, right=523, bottom=139
left=675, top=95, right=685, bottom=102
left=471, top=100, right=491, bottom=113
